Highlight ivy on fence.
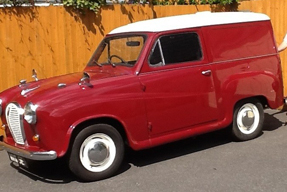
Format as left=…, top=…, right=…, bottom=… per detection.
left=0, top=0, right=33, bottom=6
left=0, top=0, right=238, bottom=13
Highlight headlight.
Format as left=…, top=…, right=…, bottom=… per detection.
left=0, top=99, right=2, bottom=116
left=24, top=102, right=37, bottom=124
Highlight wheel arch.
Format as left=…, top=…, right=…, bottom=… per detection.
left=233, top=96, right=268, bottom=112
left=230, top=96, right=267, bottom=123
left=64, top=117, right=129, bottom=158
left=220, top=95, right=267, bottom=129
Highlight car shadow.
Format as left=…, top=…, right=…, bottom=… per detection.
left=263, top=110, right=286, bottom=131
left=10, top=157, right=75, bottom=184
left=125, top=128, right=232, bottom=168
left=125, top=110, right=285, bottom=167
left=9, top=110, right=285, bottom=183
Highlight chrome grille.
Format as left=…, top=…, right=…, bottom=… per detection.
left=5, top=103, right=25, bottom=145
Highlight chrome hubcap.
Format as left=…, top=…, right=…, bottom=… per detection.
left=237, top=103, right=260, bottom=134
left=80, top=133, right=116, bottom=172
left=88, top=141, right=108, bottom=165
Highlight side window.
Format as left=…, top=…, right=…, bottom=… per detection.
left=149, top=40, right=164, bottom=67
left=149, top=32, right=202, bottom=67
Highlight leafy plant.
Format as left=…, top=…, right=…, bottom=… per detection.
left=207, top=0, right=237, bottom=4
left=0, top=0, right=238, bottom=14
left=63, top=0, right=105, bottom=13
left=174, top=0, right=238, bottom=5
left=0, top=0, right=33, bottom=6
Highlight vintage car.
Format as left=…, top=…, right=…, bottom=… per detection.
left=0, top=11, right=284, bottom=181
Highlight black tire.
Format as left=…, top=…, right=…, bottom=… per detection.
left=68, top=124, right=124, bottom=181
left=231, top=99, right=264, bottom=141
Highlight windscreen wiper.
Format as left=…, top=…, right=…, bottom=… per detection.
left=107, top=58, right=116, bottom=68
left=93, top=60, right=102, bottom=67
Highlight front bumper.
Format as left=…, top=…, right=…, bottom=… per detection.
left=0, top=120, right=57, bottom=161
left=0, top=141, right=57, bottom=161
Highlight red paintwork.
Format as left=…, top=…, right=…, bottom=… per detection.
left=0, top=20, right=284, bottom=157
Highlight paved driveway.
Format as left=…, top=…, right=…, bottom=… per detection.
left=0, top=109, right=287, bottom=192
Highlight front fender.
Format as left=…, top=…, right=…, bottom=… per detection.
left=59, top=114, right=129, bottom=157
left=38, top=98, right=148, bottom=157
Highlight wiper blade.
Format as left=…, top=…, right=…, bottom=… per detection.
left=93, top=60, right=102, bottom=67
left=107, top=58, right=116, bottom=68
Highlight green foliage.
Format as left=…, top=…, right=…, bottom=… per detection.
left=175, top=0, right=238, bottom=5
left=63, top=0, right=105, bottom=13
left=0, top=0, right=33, bottom=6
left=207, top=0, right=237, bottom=5
left=124, top=0, right=149, bottom=4
left=0, top=0, right=238, bottom=14
left=152, top=0, right=170, bottom=5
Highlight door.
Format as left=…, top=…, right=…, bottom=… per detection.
left=139, top=31, right=218, bottom=136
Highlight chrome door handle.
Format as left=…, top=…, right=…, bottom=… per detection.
left=201, top=70, right=211, bottom=76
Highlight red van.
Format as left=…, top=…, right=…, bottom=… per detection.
left=0, top=11, right=284, bottom=181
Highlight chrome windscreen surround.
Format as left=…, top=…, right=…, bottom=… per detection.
left=5, top=103, right=26, bottom=145
left=0, top=99, right=2, bottom=116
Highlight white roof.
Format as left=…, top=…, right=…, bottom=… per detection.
left=109, top=11, right=270, bottom=34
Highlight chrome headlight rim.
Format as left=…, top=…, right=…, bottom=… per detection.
left=24, top=102, right=38, bottom=125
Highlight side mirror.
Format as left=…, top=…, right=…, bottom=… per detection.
left=32, top=69, right=38, bottom=81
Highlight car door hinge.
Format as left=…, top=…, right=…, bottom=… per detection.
left=140, top=82, right=146, bottom=92
left=148, top=122, right=152, bottom=131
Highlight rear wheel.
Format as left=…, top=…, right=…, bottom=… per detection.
left=68, top=124, right=124, bottom=181
left=232, top=99, right=264, bottom=141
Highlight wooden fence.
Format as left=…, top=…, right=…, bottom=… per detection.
left=1, top=0, right=287, bottom=95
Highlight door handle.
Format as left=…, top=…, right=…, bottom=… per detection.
left=201, top=70, right=211, bottom=76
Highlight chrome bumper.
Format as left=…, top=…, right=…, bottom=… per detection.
left=0, top=141, right=57, bottom=161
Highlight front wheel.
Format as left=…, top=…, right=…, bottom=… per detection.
left=68, top=124, right=124, bottom=181
left=231, top=99, right=264, bottom=141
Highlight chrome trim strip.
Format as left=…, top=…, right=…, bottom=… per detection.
left=0, top=141, right=57, bottom=161
left=21, top=86, right=40, bottom=96
left=210, top=53, right=277, bottom=65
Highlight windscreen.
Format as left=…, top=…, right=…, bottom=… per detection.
left=88, top=35, right=146, bottom=67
